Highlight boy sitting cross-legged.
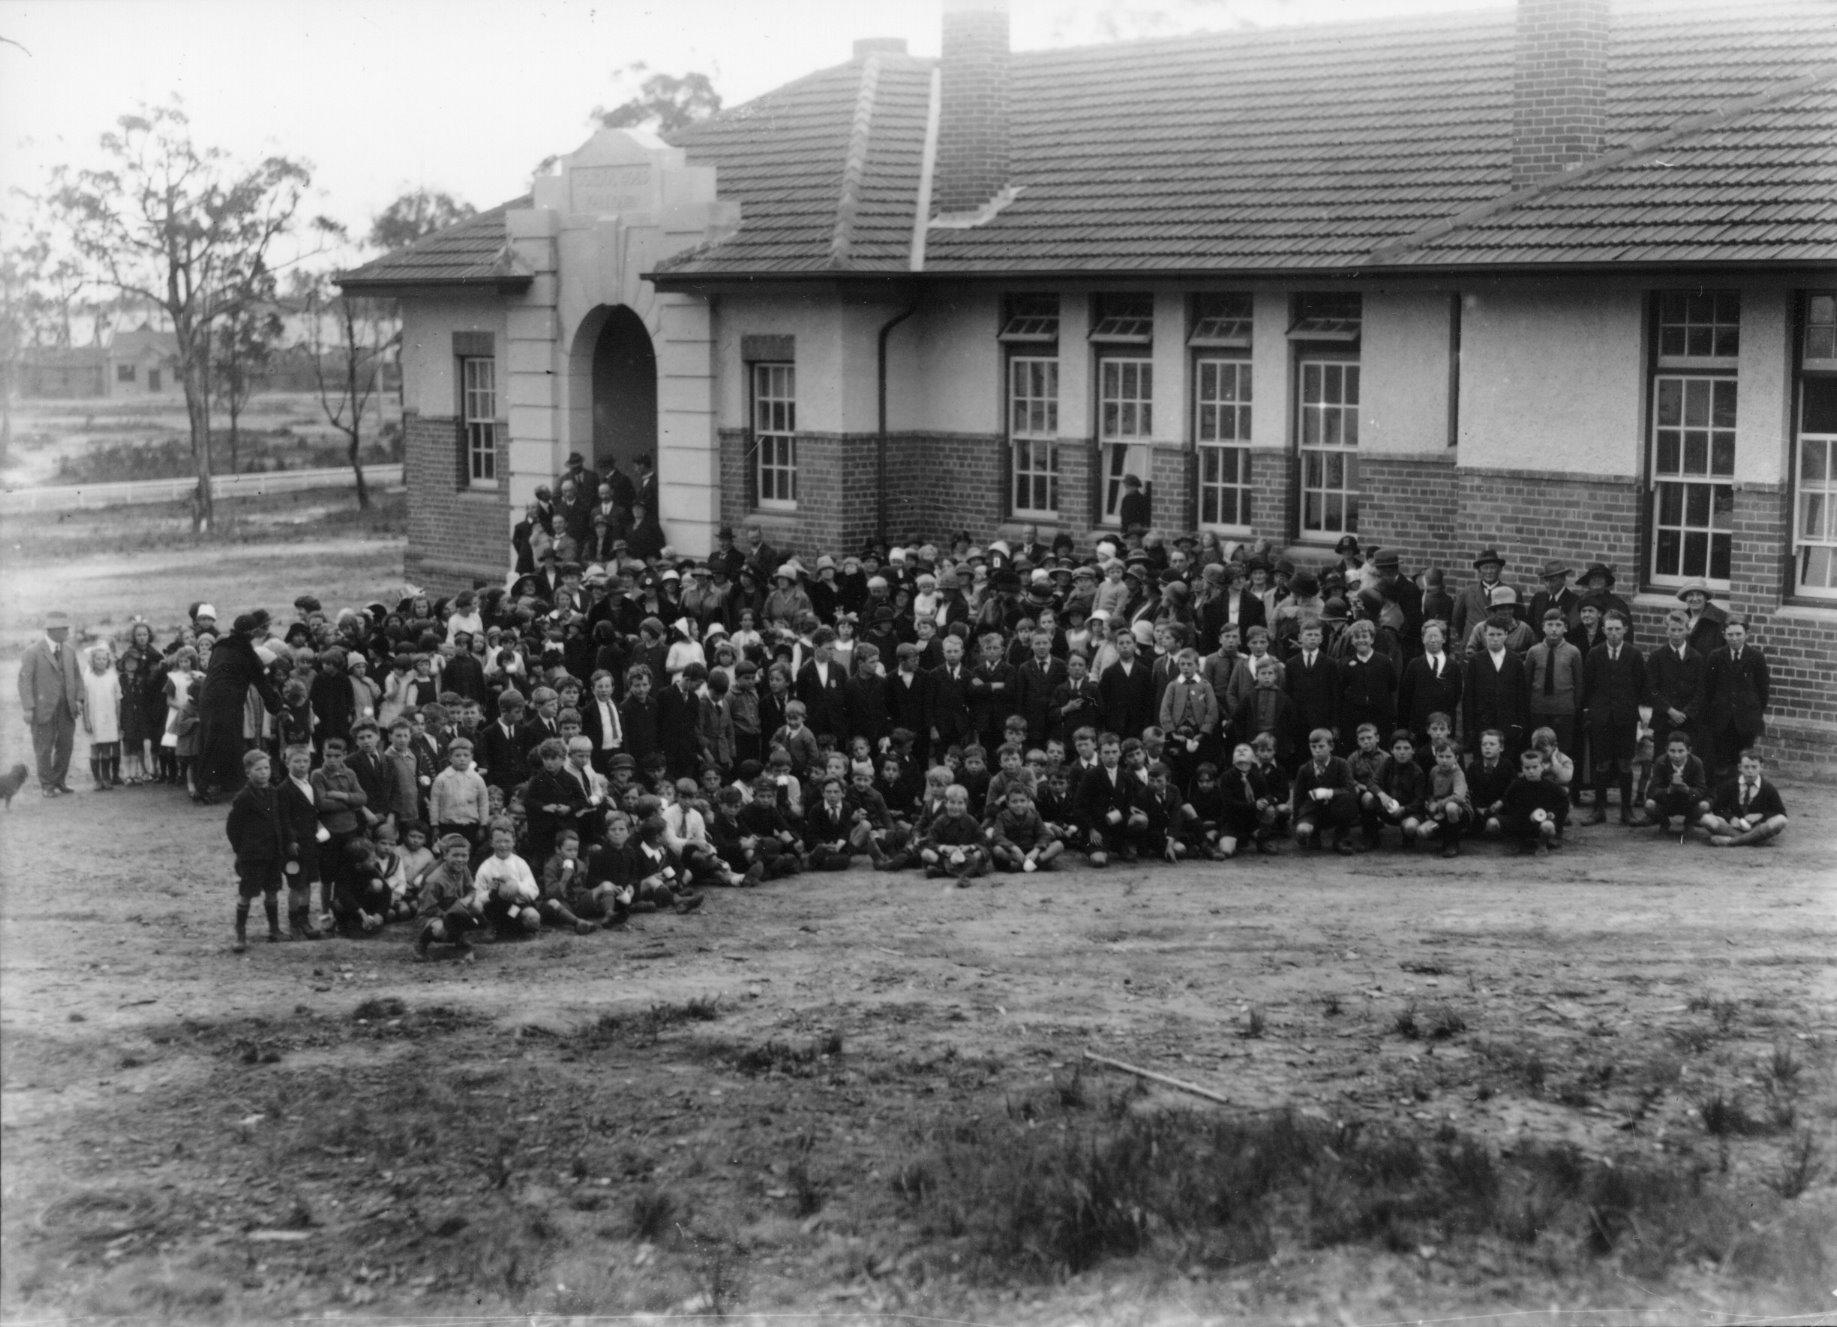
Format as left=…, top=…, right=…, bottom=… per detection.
left=1698, top=749, right=1788, bottom=848
left=919, top=784, right=992, bottom=886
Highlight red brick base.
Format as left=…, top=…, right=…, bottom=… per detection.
left=403, top=411, right=509, bottom=593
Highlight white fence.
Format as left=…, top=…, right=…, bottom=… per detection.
left=0, top=466, right=403, bottom=515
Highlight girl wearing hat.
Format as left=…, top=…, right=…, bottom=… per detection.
left=764, top=564, right=812, bottom=629
left=1676, top=583, right=1728, bottom=658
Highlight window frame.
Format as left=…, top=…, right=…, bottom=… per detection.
left=459, top=355, right=498, bottom=490
left=750, top=360, right=797, bottom=511
left=1007, top=353, right=1060, bottom=518
left=1096, top=354, right=1153, bottom=525
left=116, top=362, right=137, bottom=383
left=1295, top=355, right=1361, bottom=540
left=1793, top=290, right=1837, bottom=600
left=1647, top=289, right=1740, bottom=591
left=1193, top=352, right=1253, bottom=533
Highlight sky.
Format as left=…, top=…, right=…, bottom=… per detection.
left=0, top=0, right=1509, bottom=275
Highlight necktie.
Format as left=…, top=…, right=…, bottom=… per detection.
left=1543, top=649, right=1556, bottom=697
left=1740, top=780, right=1752, bottom=809
left=1611, top=648, right=1618, bottom=663
left=1431, top=655, right=1441, bottom=680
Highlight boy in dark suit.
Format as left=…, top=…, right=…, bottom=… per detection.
left=1398, top=620, right=1461, bottom=746
left=1291, top=728, right=1361, bottom=855
left=1581, top=610, right=1646, bottom=824
left=1463, top=616, right=1529, bottom=757
left=1699, top=750, right=1788, bottom=847
left=1499, top=747, right=1568, bottom=855
left=1701, top=617, right=1770, bottom=782
left=927, top=633, right=975, bottom=752
left=224, top=749, right=286, bottom=951
left=1645, top=609, right=1706, bottom=755
left=1073, top=733, right=1149, bottom=866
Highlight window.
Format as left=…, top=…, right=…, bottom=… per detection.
left=752, top=362, right=796, bottom=509
left=998, top=295, right=1059, bottom=346
left=461, top=356, right=498, bottom=488
left=1650, top=291, right=1739, bottom=586
left=147, top=368, right=161, bottom=392
left=1194, top=358, right=1252, bottom=529
left=116, top=363, right=136, bottom=383
left=1098, top=356, right=1153, bottom=523
left=1794, top=292, right=1837, bottom=598
left=1298, top=361, right=1359, bottom=536
left=1092, top=294, right=1155, bottom=524
left=1009, top=356, right=1059, bottom=515
left=1291, top=294, right=1361, bottom=539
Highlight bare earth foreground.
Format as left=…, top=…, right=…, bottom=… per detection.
left=2, top=523, right=1835, bottom=1325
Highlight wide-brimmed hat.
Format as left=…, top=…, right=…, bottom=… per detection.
left=1370, top=550, right=1400, bottom=571
left=1471, top=547, right=1505, bottom=569
left=1581, top=562, right=1616, bottom=587
left=1537, top=559, right=1571, bottom=580
left=1334, top=535, right=1361, bottom=555
left=1675, top=582, right=1716, bottom=602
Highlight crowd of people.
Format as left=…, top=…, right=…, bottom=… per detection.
left=17, top=449, right=1790, bottom=959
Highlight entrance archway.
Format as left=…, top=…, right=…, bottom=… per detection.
left=590, top=305, right=657, bottom=479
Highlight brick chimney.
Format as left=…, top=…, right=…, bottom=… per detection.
left=935, top=0, right=1010, bottom=213
left=1512, top=0, right=1609, bottom=190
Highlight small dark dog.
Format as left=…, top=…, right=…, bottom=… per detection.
left=0, top=763, right=28, bottom=808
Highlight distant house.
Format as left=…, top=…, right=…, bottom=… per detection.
left=18, top=322, right=183, bottom=400
left=346, top=0, right=1837, bottom=772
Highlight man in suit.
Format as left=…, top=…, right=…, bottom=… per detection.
left=886, top=642, right=933, bottom=766
left=1581, top=610, right=1647, bottom=824
left=1462, top=614, right=1530, bottom=757
left=1367, top=550, right=1424, bottom=658
left=17, top=609, right=85, bottom=797
left=1098, top=629, right=1158, bottom=742
left=1397, top=619, right=1461, bottom=744
left=1645, top=609, right=1707, bottom=755
left=1701, top=616, right=1770, bottom=781
left=1282, top=619, right=1342, bottom=746
left=1450, top=548, right=1509, bottom=646
left=1014, top=631, right=1068, bottom=747
left=926, top=633, right=975, bottom=752
left=1526, top=560, right=1583, bottom=642
left=795, top=628, right=851, bottom=745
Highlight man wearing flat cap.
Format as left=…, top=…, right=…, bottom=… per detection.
left=18, top=610, right=85, bottom=796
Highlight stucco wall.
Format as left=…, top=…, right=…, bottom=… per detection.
left=1456, top=281, right=1645, bottom=477
left=1362, top=287, right=1456, bottom=455
left=398, top=297, right=507, bottom=418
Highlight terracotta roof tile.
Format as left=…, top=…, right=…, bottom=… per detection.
left=339, top=198, right=534, bottom=289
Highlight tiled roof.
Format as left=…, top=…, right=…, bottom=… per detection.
left=1373, top=68, right=1837, bottom=266
left=660, top=0, right=1837, bottom=278
left=660, top=55, right=932, bottom=275
left=338, top=198, right=534, bottom=290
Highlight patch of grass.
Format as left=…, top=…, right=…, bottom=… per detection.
left=1670, top=1024, right=1716, bottom=1055
left=1698, top=1090, right=1767, bottom=1137
left=350, top=997, right=408, bottom=1021
left=732, top=1032, right=842, bottom=1077
left=630, top=1185, right=675, bottom=1242
left=1392, top=1003, right=1420, bottom=1040
left=1241, top=1005, right=1267, bottom=1039
left=1769, top=1131, right=1822, bottom=1199
left=897, top=1092, right=1821, bottom=1288
left=1425, top=1003, right=1468, bottom=1040
left=1769, top=1042, right=1802, bottom=1089
left=572, top=997, right=724, bottom=1051
left=1319, top=993, right=1343, bottom=1018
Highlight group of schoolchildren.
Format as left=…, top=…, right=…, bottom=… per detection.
left=177, top=459, right=1789, bottom=959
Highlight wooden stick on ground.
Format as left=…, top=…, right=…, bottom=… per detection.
left=1082, top=1050, right=1236, bottom=1107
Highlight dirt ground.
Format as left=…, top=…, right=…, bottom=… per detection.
left=1, top=534, right=1834, bottom=1324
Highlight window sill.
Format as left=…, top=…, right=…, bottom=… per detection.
left=459, top=485, right=502, bottom=498
left=1772, top=599, right=1837, bottom=623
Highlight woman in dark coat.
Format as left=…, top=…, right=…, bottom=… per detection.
left=197, top=613, right=281, bottom=801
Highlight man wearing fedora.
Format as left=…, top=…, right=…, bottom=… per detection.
left=1451, top=548, right=1509, bottom=645
left=18, top=610, right=86, bottom=797
left=1527, top=561, right=1582, bottom=640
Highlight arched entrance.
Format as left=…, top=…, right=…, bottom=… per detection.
left=590, top=305, right=657, bottom=479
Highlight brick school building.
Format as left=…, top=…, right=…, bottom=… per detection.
left=342, top=0, right=1837, bottom=773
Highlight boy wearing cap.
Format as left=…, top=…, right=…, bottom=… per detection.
left=414, top=833, right=489, bottom=961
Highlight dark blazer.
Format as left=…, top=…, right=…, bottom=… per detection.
left=1462, top=648, right=1529, bottom=745
left=966, top=660, right=1016, bottom=737
left=1644, top=644, right=1706, bottom=735
left=1338, top=650, right=1398, bottom=741
left=1282, top=650, right=1342, bottom=739
left=1397, top=653, right=1462, bottom=737
left=1014, top=656, right=1068, bottom=745
left=1097, top=658, right=1158, bottom=740
left=1049, top=677, right=1105, bottom=747
left=475, top=719, right=527, bottom=791
left=926, top=663, right=974, bottom=746
left=1198, top=589, right=1266, bottom=646
left=518, top=715, right=563, bottom=758
left=1582, top=642, right=1647, bottom=761
left=656, top=685, right=704, bottom=775
left=1647, top=752, right=1709, bottom=805
left=1526, top=586, right=1583, bottom=637
left=1684, top=604, right=1729, bottom=659
left=1707, top=774, right=1786, bottom=821
left=845, top=671, right=891, bottom=748
left=1072, top=761, right=1136, bottom=833
left=1702, top=646, right=1770, bottom=744
left=795, top=660, right=851, bottom=741
left=225, top=781, right=284, bottom=865
left=886, top=667, right=931, bottom=741
left=580, top=696, right=624, bottom=753
left=276, top=775, right=320, bottom=867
